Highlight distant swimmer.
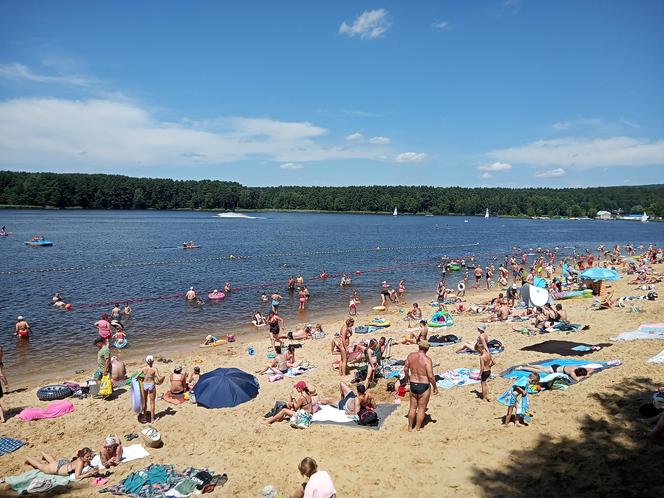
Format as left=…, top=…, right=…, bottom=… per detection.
left=15, top=316, right=30, bottom=338
left=185, top=287, right=196, bottom=301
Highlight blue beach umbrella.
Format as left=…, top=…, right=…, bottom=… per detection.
left=193, top=367, right=260, bottom=409
left=580, top=268, right=621, bottom=282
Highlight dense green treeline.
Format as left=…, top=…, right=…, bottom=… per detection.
left=1, top=170, right=663, bottom=217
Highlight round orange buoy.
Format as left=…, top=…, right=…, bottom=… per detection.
left=65, top=303, right=73, bottom=311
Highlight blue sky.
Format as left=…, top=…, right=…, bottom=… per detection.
left=0, top=0, right=662, bottom=187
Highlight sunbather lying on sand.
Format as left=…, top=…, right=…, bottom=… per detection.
left=516, top=364, right=595, bottom=382
left=25, top=447, right=99, bottom=479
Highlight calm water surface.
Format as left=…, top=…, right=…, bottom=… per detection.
left=1, top=210, right=662, bottom=378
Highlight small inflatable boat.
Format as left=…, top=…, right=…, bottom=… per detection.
left=25, top=239, right=53, bottom=247
left=208, top=291, right=226, bottom=300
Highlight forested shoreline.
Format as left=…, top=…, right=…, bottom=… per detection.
left=1, top=170, right=662, bottom=217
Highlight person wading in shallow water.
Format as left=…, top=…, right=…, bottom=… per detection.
left=403, top=340, right=438, bottom=432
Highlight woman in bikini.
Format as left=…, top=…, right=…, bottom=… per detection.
left=25, top=447, right=98, bottom=479
left=298, top=288, right=307, bottom=311
left=261, top=381, right=314, bottom=424
left=169, top=365, right=188, bottom=395
left=139, top=355, right=164, bottom=423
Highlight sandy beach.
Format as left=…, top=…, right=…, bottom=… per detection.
left=1, top=264, right=663, bottom=498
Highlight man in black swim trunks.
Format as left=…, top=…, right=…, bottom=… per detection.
left=403, top=340, right=438, bottom=432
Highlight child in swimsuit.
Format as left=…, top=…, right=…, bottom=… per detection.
left=498, top=373, right=539, bottom=427
left=478, top=342, right=495, bottom=402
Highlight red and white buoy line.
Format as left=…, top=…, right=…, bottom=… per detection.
left=0, top=242, right=481, bottom=277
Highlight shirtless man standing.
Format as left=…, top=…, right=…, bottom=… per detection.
left=185, top=287, right=196, bottom=301
left=403, top=341, right=438, bottom=431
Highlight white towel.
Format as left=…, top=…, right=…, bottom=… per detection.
left=90, top=444, right=150, bottom=469
left=648, top=350, right=664, bottom=364
left=312, top=404, right=354, bottom=423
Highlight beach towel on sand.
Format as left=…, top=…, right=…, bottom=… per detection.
left=311, top=404, right=397, bottom=430
left=18, top=399, right=75, bottom=421
left=5, top=469, right=71, bottom=494
left=520, top=340, right=612, bottom=357
left=0, top=437, right=25, bottom=456
left=435, top=368, right=494, bottom=389
left=611, top=323, right=664, bottom=341
left=648, top=349, right=664, bottom=364
left=501, top=358, right=621, bottom=381
left=90, top=444, right=150, bottom=469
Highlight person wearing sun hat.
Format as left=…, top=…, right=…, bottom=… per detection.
left=15, top=316, right=30, bottom=337
left=99, top=434, right=123, bottom=468
left=261, top=380, right=313, bottom=426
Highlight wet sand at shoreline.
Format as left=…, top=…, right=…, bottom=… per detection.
left=1, top=270, right=662, bottom=497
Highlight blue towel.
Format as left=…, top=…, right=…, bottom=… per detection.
left=502, top=358, right=611, bottom=379
left=0, top=437, right=25, bottom=456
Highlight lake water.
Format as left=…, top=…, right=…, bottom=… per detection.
left=1, top=210, right=662, bottom=379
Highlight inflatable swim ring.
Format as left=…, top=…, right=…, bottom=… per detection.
left=131, top=377, right=143, bottom=413
left=208, top=291, right=226, bottom=300
left=457, top=282, right=465, bottom=292
left=372, top=305, right=386, bottom=311
left=113, top=338, right=129, bottom=349
left=427, top=310, right=454, bottom=328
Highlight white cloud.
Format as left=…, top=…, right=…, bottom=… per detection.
left=489, top=136, right=664, bottom=169
left=395, top=152, right=429, bottom=163
left=478, top=161, right=512, bottom=172
left=0, top=97, right=393, bottom=168
left=343, top=109, right=382, bottom=118
left=432, top=21, right=452, bottom=31
left=346, top=132, right=364, bottom=141
left=551, top=121, right=571, bottom=131
left=280, top=163, right=303, bottom=170
left=339, top=9, right=391, bottom=39
left=480, top=172, right=492, bottom=179
left=369, top=136, right=390, bottom=145
left=0, top=63, right=91, bottom=87
left=535, top=168, right=566, bottom=178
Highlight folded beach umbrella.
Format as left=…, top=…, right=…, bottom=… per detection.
left=193, top=367, right=260, bottom=409
left=580, top=268, right=621, bottom=282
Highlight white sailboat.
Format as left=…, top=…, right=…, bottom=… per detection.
left=641, top=212, right=649, bottom=223
left=485, top=208, right=489, bottom=218
left=393, top=207, right=398, bottom=216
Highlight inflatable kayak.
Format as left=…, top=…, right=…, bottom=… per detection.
left=208, top=291, right=226, bottom=300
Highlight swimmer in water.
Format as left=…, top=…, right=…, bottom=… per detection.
left=15, top=316, right=30, bottom=338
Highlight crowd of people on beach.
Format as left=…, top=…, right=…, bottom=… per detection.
left=2, top=241, right=663, bottom=497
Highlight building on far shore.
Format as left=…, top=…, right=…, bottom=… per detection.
left=595, top=210, right=612, bottom=220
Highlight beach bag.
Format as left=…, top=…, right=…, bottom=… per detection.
left=487, top=339, right=503, bottom=350
left=357, top=407, right=379, bottom=426
left=98, top=375, right=113, bottom=397
left=289, top=409, right=312, bottom=429
left=265, top=400, right=287, bottom=418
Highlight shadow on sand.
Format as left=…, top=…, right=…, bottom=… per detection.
left=471, top=377, right=664, bottom=498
